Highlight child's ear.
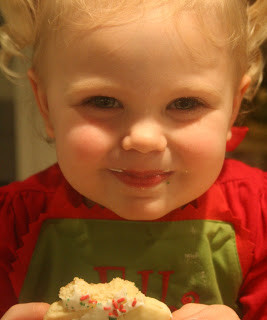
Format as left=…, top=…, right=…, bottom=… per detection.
left=227, top=74, right=251, bottom=141
left=27, top=69, right=55, bottom=139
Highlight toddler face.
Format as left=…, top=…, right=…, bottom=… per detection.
left=33, top=7, right=248, bottom=220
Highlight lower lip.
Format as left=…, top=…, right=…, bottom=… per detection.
left=110, top=170, right=173, bottom=188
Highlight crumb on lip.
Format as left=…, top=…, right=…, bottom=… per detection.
left=109, top=169, right=172, bottom=175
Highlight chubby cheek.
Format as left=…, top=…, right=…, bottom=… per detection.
left=174, top=119, right=229, bottom=172
left=55, top=121, right=115, bottom=166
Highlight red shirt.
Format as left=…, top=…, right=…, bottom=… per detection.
left=0, top=159, right=266, bottom=319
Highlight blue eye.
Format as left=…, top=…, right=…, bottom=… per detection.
left=168, top=97, right=205, bottom=110
left=82, top=96, right=121, bottom=109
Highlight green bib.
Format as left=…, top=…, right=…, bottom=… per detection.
left=19, top=219, right=242, bottom=315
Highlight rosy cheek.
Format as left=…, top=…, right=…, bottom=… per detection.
left=191, top=135, right=224, bottom=156
left=173, top=124, right=227, bottom=164
left=62, top=125, right=114, bottom=161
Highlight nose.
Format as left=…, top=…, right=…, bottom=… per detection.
left=121, top=119, right=167, bottom=153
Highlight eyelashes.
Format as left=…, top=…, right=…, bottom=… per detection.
left=81, top=96, right=121, bottom=109
left=167, top=97, right=206, bottom=111
left=81, top=96, right=206, bottom=112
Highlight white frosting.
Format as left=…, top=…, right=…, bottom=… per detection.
left=62, top=284, right=144, bottom=319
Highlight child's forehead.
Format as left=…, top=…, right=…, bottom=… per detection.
left=50, top=2, right=228, bottom=67
left=37, top=0, right=245, bottom=84
left=46, top=7, right=230, bottom=87
left=46, top=0, right=232, bottom=52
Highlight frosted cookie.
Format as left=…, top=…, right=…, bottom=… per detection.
left=44, top=277, right=172, bottom=320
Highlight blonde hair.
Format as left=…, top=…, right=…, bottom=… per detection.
left=0, top=0, right=266, bottom=100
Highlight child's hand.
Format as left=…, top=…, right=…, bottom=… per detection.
left=172, top=303, right=240, bottom=320
left=1, top=303, right=50, bottom=320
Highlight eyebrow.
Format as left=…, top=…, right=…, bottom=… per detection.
left=170, top=80, right=224, bottom=101
left=66, top=78, right=120, bottom=97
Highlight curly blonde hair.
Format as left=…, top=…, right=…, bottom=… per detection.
left=0, top=0, right=266, bottom=100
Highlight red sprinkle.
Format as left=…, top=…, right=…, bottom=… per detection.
left=117, top=298, right=126, bottom=304
left=113, top=310, right=119, bottom=317
left=80, top=295, right=89, bottom=301
left=132, top=298, right=137, bottom=307
left=104, top=307, right=112, bottom=311
left=89, top=299, right=97, bottom=304
left=113, top=300, right=118, bottom=309
left=120, top=304, right=126, bottom=313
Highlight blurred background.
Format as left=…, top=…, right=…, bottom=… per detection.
left=0, top=59, right=57, bottom=185
left=0, top=45, right=266, bottom=186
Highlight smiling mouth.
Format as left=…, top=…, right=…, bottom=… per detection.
left=109, top=169, right=173, bottom=188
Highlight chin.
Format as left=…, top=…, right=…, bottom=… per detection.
left=112, top=203, right=173, bottom=221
